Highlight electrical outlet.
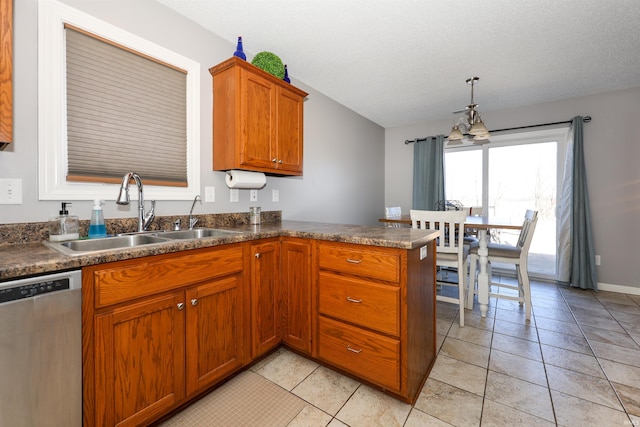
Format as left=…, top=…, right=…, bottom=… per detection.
left=230, top=188, right=239, bottom=202
left=204, top=186, right=215, bottom=203
left=0, top=179, right=23, bottom=204
left=272, top=189, right=279, bottom=202
left=420, top=245, right=428, bottom=260
left=250, top=189, right=258, bottom=202
left=595, top=255, right=601, bottom=266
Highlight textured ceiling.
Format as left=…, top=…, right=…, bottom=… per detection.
left=158, top=0, right=640, bottom=128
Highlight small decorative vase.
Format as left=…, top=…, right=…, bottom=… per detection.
left=233, top=37, right=246, bottom=60
left=283, top=65, right=290, bottom=83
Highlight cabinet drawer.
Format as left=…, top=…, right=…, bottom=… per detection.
left=93, top=245, right=244, bottom=308
left=318, top=316, right=400, bottom=392
left=318, top=271, right=399, bottom=336
left=318, top=242, right=400, bottom=282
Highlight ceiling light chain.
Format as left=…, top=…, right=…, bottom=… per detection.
left=447, top=76, right=490, bottom=145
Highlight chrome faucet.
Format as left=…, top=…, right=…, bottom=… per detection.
left=189, top=195, right=202, bottom=229
left=116, top=172, right=156, bottom=232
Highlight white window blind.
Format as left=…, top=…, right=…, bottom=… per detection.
left=65, top=25, right=188, bottom=186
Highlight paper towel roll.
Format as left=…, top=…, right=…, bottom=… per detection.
left=225, top=170, right=267, bottom=189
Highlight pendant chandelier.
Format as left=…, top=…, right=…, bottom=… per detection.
left=447, top=77, right=490, bottom=144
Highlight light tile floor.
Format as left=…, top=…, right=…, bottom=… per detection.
left=172, top=277, right=640, bottom=426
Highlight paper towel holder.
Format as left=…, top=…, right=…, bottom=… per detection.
left=225, top=169, right=267, bottom=189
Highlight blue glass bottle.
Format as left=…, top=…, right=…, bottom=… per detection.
left=233, top=36, right=246, bottom=60
left=283, top=64, right=290, bottom=83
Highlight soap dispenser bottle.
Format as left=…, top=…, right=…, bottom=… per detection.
left=49, top=202, right=80, bottom=242
left=88, top=200, right=107, bottom=239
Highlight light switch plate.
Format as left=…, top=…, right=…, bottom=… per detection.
left=420, top=245, right=428, bottom=260
left=272, top=189, right=279, bottom=202
left=230, top=188, right=239, bottom=202
left=0, top=179, right=23, bottom=204
left=204, top=186, right=215, bottom=203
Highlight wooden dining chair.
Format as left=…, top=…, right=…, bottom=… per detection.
left=410, top=209, right=469, bottom=327
left=467, top=209, right=539, bottom=319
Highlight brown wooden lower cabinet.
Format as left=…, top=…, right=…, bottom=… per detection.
left=250, top=238, right=281, bottom=359
left=83, top=244, right=247, bottom=427
left=316, top=240, right=436, bottom=403
left=82, top=237, right=435, bottom=425
left=185, top=274, right=246, bottom=395
left=318, top=316, right=401, bottom=391
left=281, top=237, right=313, bottom=355
left=94, top=292, right=186, bottom=427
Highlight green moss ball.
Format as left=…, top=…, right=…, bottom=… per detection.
left=251, top=52, right=285, bottom=79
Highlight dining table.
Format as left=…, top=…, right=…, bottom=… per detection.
left=379, top=214, right=523, bottom=317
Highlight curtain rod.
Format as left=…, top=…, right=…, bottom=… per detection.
left=404, top=116, right=592, bottom=144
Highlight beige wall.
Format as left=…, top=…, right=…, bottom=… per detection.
left=0, top=0, right=385, bottom=227
left=385, top=87, right=640, bottom=290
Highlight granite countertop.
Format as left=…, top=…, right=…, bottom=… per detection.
left=0, top=220, right=438, bottom=281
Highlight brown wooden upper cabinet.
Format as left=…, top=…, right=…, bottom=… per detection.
left=0, top=0, right=13, bottom=149
left=209, top=57, right=308, bottom=176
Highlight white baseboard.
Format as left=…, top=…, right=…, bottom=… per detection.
left=597, top=282, right=640, bottom=296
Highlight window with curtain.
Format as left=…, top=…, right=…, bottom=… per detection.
left=38, top=0, right=200, bottom=201
left=444, top=128, right=568, bottom=280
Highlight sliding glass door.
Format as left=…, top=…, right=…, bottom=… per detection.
left=444, top=128, right=568, bottom=279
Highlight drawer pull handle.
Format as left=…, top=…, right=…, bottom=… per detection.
left=346, top=345, right=362, bottom=354
left=346, top=258, right=362, bottom=264
left=346, top=297, right=362, bottom=303
left=177, top=302, right=185, bottom=311
left=191, top=298, right=198, bottom=306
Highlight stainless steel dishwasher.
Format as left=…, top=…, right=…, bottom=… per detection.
left=0, top=270, right=82, bottom=427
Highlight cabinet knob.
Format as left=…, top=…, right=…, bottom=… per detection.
left=255, top=253, right=261, bottom=258
left=177, top=302, right=185, bottom=310
left=278, top=159, right=283, bottom=164
left=191, top=298, right=198, bottom=306
left=272, top=158, right=277, bottom=163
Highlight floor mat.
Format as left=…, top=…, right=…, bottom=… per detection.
left=159, top=371, right=306, bottom=427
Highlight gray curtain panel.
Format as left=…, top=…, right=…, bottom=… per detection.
left=557, top=116, right=598, bottom=290
left=412, top=135, right=445, bottom=210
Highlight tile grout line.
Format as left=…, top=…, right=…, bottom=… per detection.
left=557, top=286, right=634, bottom=425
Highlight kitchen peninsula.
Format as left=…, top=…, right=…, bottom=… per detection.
left=0, top=216, right=439, bottom=426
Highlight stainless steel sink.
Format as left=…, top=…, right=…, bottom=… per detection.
left=160, top=228, right=240, bottom=239
left=45, top=228, right=241, bottom=256
left=45, top=234, right=170, bottom=255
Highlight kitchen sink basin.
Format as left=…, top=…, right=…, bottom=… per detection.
left=45, top=234, right=170, bottom=255
left=45, top=228, right=241, bottom=256
left=160, top=228, right=240, bottom=239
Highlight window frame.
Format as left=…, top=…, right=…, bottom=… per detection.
left=444, top=127, right=570, bottom=280
left=38, top=0, right=201, bottom=201
left=444, top=127, right=569, bottom=212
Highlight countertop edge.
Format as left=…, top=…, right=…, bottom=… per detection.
left=0, top=221, right=438, bottom=281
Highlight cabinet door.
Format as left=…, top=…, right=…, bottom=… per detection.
left=0, top=0, right=12, bottom=146
left=94, top=292, right=185, bottom=427
left=250, top=240, right=281, bottom=358
left=276, top=87, right=304, bottom=173
left=185, top=274, right=246, bottom=396
left=241, top=71, right=275, bottom=169
left=281, top=238, right=312, bottom=354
